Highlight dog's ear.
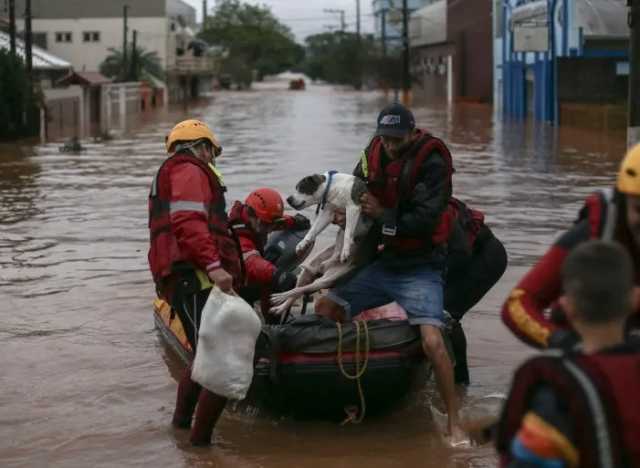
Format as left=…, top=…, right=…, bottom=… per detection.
left=296, top=174, right=327, bottom=195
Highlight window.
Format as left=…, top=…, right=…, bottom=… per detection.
left=82, top=31, right=100, bottom=42
left=55, top=32, right=72, bottom=43
left=33, top=32, right=47, bottom=49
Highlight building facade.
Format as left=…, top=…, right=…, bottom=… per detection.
left=5, top=0, right=210, bottom=103
left=495, top=0, right=629, bottom=124
left=372, top=0, right=432, bottom=51
left=409, top=0, right=493, bottom=103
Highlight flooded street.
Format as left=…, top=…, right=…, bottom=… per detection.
left=0, top=84, right=628, bottom=467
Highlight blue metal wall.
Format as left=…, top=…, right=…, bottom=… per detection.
left=501, top=0, right=559, bottom=123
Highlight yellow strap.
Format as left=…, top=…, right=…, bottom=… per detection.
left=507, top=289, right=551, bottom=347
left=522, top=413, right=580, bottom=467
left=208, top=162, right=225, bottom=186
left=359, top=150, right=368, bottom=178
left=195, top=269, right=213, bottom=290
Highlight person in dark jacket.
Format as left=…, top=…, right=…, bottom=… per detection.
left=315, top=103, right=465, bottom=443
left=330, top=198, right=507, bottom=385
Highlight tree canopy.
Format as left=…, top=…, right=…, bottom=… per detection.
left=99, top=46, right=164, bottom=83
left=303, top=32, right=379, bottom=88
left=199, top=0, right=304, bottom=84
left=0, top=50, right=40, bottom=140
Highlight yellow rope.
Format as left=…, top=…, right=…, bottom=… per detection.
left=336, top=320, right=370, bottom=424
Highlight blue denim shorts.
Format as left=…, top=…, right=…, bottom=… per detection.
left=326, top=259, right=445, bottom=327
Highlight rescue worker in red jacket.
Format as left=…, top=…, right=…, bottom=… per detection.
left=496, top=240, right=640, bottom=467
left=148, top=119, right=241, bottom=446
left=228, top=187, right=309, bottom=316
left=315, top=102, right=465, bottom=443
left=502, top=144, right=640, bottom=349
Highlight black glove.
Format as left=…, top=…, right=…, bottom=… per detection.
left=291, top=214, right=310, bottom=231
left=271, top=268, right=297, bottom=293
left=547, top=329, right=580, bottom=350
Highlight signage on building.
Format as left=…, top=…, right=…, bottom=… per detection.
left=510, top=0, right=547, bottom=25
left=513, top=26, right=549, bottom=52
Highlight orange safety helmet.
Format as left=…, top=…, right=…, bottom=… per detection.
left=617, top=143, right=640, bottom=196
left=165, top=119, right=222, bottom=155
left=245, top=188, right=285, bottom=224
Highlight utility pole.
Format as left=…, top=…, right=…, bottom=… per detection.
left=122, top=5, right=129, bottom=82
left=356, top=0, right=361, bottom=37
left=629, top=0, right=640, bottom=147
left=24, top=0, right=33, bottom=128
left=381, top=8, right=387, bottom=56
left=202, top=0, right=208, bottom=26
left=24, top=0, right=32, bottom=80
left=129, top=29, right=137, bottom=81
left=8, top=0, right=16, bottom=59
left=355, top=0, right=362, bottom=90
left=401, top=0, right=411, bottom=104
left=324, top=8, right=346, bottom=32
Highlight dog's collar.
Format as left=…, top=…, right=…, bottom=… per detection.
left=316, top=170, right=338, bottom=215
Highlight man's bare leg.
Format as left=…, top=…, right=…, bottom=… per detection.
left=419, top=324, right=464, bottom=442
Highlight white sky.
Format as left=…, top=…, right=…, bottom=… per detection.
left=182, top=0, right=375, bottom=42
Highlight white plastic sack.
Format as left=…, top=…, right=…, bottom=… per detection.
left=191, top=287, right=262, bottom=400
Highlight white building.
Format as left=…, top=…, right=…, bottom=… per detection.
left=6, top=0, right=198, bottom=75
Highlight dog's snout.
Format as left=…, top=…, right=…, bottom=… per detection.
left=287, top=195, right=305, bottom=210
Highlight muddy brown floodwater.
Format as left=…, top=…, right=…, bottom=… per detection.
left=0, top=83, right=627, bottom=467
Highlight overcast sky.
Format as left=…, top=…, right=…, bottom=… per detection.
left=182, top=0, right=374, bottom=42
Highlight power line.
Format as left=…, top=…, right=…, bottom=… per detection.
left=323, top=8, right=346, bottom=32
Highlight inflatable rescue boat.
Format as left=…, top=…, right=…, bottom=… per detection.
left=154, top=230, right=442, bottom=420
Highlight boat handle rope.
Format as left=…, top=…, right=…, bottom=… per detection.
left=336, top=320, right=370, bottom=425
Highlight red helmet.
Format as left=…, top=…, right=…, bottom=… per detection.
left=245, top=188, right=284, bottom=224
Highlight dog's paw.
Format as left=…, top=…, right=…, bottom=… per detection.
left=296, top=239, right=312, bottom=256
left=340, top=247, right=351, bottom=263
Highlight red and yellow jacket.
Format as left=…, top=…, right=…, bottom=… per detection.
left=496, top=344, right=640, bottom=467
left=502, top=189, right=640, bottom=348
left=148, top=153, right=242, bottom=295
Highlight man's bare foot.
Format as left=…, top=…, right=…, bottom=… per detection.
left=447, top=423, right=471, bottom=448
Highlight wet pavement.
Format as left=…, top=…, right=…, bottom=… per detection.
left=0, top=83, right=628, bottom=467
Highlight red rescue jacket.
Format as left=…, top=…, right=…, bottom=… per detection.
left=148, top=153, right=243, bottom=293
left=502, top=189, right=640, bottom=348
left=496, top=346, right=640, bottom=467
left=364, top=131, right=455, bottom=253
left=228, top=200, right=277, bottom=287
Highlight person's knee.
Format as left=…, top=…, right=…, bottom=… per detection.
left=420, top=326, right=449, bottom=360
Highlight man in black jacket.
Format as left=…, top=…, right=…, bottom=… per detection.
left=316, top=103, right=464, bottom=443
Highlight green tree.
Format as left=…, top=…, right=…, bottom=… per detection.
left=303, top=32, right=377, bottom=88
left=199, top=0, right=304, bottom=84
left=0, top=50, right=40, bottom=140
left=99, top=46, right=164, bottom=82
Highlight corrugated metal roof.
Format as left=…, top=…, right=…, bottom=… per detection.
left=576, top=0, right=629, bottom=39
left=511, top=0, right=629, bottom=39
left=0, top=31, right=71, bottom=69
left=57, top=71, right=112, bottom=86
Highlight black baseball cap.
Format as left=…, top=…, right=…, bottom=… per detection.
left=375, top=102, right=415, bottom=138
